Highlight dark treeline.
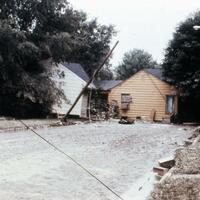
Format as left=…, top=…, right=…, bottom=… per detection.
left=0, top=0, right=116, bottom=117
left=163, top=11, right=200, bottom=122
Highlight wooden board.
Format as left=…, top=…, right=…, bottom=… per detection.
left=158, top=156, right=175, bottom=169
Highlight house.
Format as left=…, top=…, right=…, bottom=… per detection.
left=51, top=62, right=95, bottom=118
left=106, top=69, right=178, bottom=122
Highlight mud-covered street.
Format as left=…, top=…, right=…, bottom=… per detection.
left=0, top=122, right=192, bottom=200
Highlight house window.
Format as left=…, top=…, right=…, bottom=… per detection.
left=121, top=94, right=132, bottom=110
left=166, top=95, right=175, bottom=114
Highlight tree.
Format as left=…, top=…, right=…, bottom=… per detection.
left=163, top=11, right=200, bottom=121
left=68, top=18, right=116, bottom=77
left=96, top=65, right=114, bottom=80
left=0, top=0, right=115, bottom=117
left=163, top=11, right=200, bottom=97
left=115, top=49, right=158, bottom=80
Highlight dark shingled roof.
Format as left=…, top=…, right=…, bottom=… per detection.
left=94, top=80, right=123, bottom=91
left=144, top=68, right=166, bottom=81
left=62, top=63, right=90, bottom=82
left=95, top=69, right=170, bottom=91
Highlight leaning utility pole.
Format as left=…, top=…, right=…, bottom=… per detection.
left=62, top=41, right=119, bottom=122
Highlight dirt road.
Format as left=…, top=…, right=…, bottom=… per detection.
left=0, top=122, right=192, bottom=200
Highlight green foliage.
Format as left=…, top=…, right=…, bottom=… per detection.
left=0, top=21, right=62, bottom=117
left=68, top=19, right=116, bottom=77
left=163, top=11, right=200, bottom=98
left=115, top=49, right=158, bottom=80
left=0, top=0, right=115, bottom=117
left=163, top=11, right=200, bottom=121
left=97, top=64, right=114, bottom=80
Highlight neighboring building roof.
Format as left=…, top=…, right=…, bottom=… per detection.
left=145, top=68, right=171, bottom=83
left=145, top=68, right=164, bottom=81
left=94, top=80, right=123, bottom=91
left=62, top=63, right=90, bottom=82
left=61, top=62, right=96, bottom=88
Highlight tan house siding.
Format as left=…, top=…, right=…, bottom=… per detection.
left=108, top=70, right=178, bottom=121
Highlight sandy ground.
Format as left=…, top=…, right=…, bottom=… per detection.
left=0, top=122, right=193, bottom=200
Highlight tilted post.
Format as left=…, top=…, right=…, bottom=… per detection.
left=62, top=41, right=119, bottom=121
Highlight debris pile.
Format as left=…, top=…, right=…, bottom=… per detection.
left=153, top=156, right=175, bottom=179
left=150, top=175, right=200, bottom=200
left=149, top=127, right=200, bottom=200
left=118, top=116, right=134, bottom=124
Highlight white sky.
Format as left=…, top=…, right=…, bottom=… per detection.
left=69, top=0, right=200, bottom=66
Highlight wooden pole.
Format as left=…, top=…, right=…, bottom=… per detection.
left=62, top=41, right=119, bottom=121
left=88, top=88, right=92, bottom=122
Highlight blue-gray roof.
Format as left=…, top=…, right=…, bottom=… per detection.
left=145, top=68, right=171, bottom=82
left=145, top=68, right=164, bottom=80
left=94, top=80, right=122, bottom=91
left=62, top=63, right=90, bottom=82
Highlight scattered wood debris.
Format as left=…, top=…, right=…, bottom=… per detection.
left=118, top=117, right=134, bottom=124
left=184, top=139, right=193, bottom=146
left=153, top=156, right=175, bottom=179
left=153, top=166, right=169, bottom=177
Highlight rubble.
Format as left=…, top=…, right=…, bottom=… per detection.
left=149, top=127, right=200, bottom=200
left=174, top=147, right=200, bottom=174
left=118, top=117, right=135, bottom=124
left=153, top=156, right=174, bottom=180
left=184, top=139, right=193, bottom=146
left=150, top=175, right=200, bottom=200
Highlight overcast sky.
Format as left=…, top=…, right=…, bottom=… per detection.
left=70, top=0, right=200, bottom=66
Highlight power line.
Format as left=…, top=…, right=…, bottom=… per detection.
left=19, top=120, right=125, bottom=200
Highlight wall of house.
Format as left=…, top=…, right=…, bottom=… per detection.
left=108, top=70, right=178, bottom=121
left=52, top=64, right=87, bottom=117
